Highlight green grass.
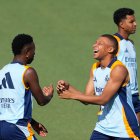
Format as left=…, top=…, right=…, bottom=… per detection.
left=0, top=0, right=140, bottom=139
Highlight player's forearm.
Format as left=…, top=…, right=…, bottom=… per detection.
left=68, top=85, right=98, bottom=105
left=72, top=93, right=106, bottom=105
left=35, top=93, right=53, bottom=106
left=31, top=118, right=38, bottom=125
left=68, top=85, right=80, bottom=93
left=39, top=95, right=53, bottom=106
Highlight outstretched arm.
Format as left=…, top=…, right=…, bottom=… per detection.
left=58, top=65, right=129, bottom=105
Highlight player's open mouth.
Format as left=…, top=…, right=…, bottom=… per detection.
left=94, top=50, right=99, bottom=53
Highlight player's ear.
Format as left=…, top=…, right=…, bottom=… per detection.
left=21, top=46, right=31, bottom=60
left=119, top=21, right=125, bottom=29
left=23, top=48, right=28, bottom=57
left=108, top=46, right=114, bottom=54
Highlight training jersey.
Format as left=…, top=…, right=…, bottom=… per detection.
left=0, top=62, right=32, bottom=126
left=92, top=57, right=139, bottom=138
left=114, top=33, right=138, bottom=95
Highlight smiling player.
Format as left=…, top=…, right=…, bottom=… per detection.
left=57, top=34, right=140, bottom=140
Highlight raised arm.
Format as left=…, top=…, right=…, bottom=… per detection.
left=24, top=67, right=54, bottom=106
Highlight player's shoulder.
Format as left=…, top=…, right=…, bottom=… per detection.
left=128, top=39, right=134, bottom=45
left=111, top=60, right=128, bottom=74
left=113, top=34, right=121, bottom=43
left=25, top=66, right=36, bottom=73
left=111, top=60, right=126, bottom=70
left=24, top=66, right=37, bottom=78
left=91, top=62, right=100, bottom=71
left=23, top=66, right=38, bottom=86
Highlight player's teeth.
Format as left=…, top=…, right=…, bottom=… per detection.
left=94, top=50, right=98, bottom=53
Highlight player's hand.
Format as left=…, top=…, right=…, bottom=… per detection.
left=43, top=85, right=54, bottom=98
left=56, top=80, right=69, bottom=94
left=31, top=120, right=48, bottom=137
left=58, top=89, right=74, bottom=99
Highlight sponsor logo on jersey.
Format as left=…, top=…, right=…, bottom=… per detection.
left=0, top=72, right=14, bottom=89
left=105, top=75, right=109, bottom=82
left=95, top=87, right=104, bottom=93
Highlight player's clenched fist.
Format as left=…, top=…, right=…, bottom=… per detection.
left=56, top=80, right=69, bottom=94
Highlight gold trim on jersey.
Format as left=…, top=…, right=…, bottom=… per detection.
left=122, top=107, right=139, bottom=139
left=92, top=62, right=100, bottom=73
left=92, top=60, right=130, bottom=88
left=110, top=60, right=130, bottom=87
left=22, top=66, right=30, bottom=89
left=113, top=35, right=121, bottom=56
left=27, top=123, right=35, bottom=140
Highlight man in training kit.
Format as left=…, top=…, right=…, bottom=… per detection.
left=0, top=34, right=54, bottom=140
left=57, top=34, right=139, bottom=139
left=113, top=8, right=140, bottom=124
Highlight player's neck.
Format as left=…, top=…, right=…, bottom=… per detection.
left=100, top=56, right=114, bottom=69
left=13, top=56, right=26, bottom=65
left=117, top=30, right=129, bottom=40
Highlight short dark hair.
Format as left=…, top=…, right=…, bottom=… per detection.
left=113, top=8, right=134, bottom=25
left=101, top=34, right=118, bottom=55
left=12, top=34, right=33, bottom=55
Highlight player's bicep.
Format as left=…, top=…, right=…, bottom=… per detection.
left=101, top=65, right=128, bottom=102
left=24, top=68, right=42, bottom=98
